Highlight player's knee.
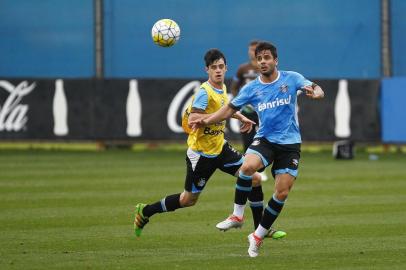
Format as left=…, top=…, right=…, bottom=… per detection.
left=275, top=190, right=289, bottom=201
left=240, top=163, right=257, bottom=176
left=252, top=172, right=262, bottom=186
left=180, top=195, right=198, bottom=207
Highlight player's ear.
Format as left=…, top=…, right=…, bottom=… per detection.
left=275, top=58, right=278, bottom=66
left=205, top=66, right=209, bottom=73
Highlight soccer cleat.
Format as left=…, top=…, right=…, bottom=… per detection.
left=134, top=203, right=149, bottom=237
left=216, top=215, right=244, bottom=231
left=248, top=233, right=263, bottom=257
left=259, top=171, right=268, bottom=181
left=265, top=228, right=287, bottom=240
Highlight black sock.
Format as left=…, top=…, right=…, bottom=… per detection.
left=248, top=186, right=264, bottom=229
left=142, top=193, right=182, bottom=218
left=260, top=194, right=285, bottom=229
left=234, top=171, right=252, bottom=205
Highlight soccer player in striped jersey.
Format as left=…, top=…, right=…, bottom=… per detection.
left=190, top=41, right=324, bottom=257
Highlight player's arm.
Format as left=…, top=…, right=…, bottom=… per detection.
left=294, top=72, right=324, bottom=99
left=302, top=83, right=324, bottom=99
left=189, top=103, right=236, bottom=130
left=188, top=108, right=207, bottom=123
left=231, top=111, right=256, bottom=133
left=204, top=104, right=236, bottom=124
left=187, top=88, right=209, bottom=126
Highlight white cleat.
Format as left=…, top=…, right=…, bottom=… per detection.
left=260, top=171, right=268, bottom=181
left=216, top=215, right=244, bottom=231
left=248, top=233, right=263, bottom=257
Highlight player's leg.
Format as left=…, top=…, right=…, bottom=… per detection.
left=247, top=144, right=300, bottom=256
left=248, top=175, right=263, bottom=229
left=216, top=153, right=264, bottom=231
left=248, top=173, right=295, bottom=257
left=134, top=191, right=188, bottom=237
left=216, top=142, right=261, bottom=230
left=242, top=112, right=268, bottom=181
left=134, top=149, right=216, bottom=237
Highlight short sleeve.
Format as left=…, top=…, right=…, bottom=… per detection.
left=294, top=72, right=312, bottom=89
left=191, top=88, right=208, bottom=110
left=230, top=83, right=253, bottom=110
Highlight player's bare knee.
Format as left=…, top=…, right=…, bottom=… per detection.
left=180, top=195, right=198, bottom=207
left=240, top=164, right=257, bottom=176
left=275, top=190, right=289, bottom=201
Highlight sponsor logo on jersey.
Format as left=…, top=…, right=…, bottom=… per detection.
left=258, top=95, right=292, bottom=112
left=203, top=127, right=224, bottom=136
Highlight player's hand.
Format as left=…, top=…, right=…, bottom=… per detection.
left=302, top=85, right=315, bottom=97
left=302, top=85, right=324, bottom=99
left=188, top=118, right=205, bottom=130
left=239, top=116, right=256, bottom=133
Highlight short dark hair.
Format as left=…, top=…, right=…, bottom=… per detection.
left=255, top=42, right=278, bottom=59
left=204, top=49, right=226, bottom=67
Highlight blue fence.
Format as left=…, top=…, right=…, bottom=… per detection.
left=0, top=0, right=94, bottom=78
left=1, top=0, right=405, bottom=79
left=104, top=0, right=381, bottom=79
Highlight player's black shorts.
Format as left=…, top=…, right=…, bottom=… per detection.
left=184, top=142, right=243, bottom=193
left=246, top=138, right=301, bottom=178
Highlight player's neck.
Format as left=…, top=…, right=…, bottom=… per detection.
left=261, top=69, right=279, bottom=83
left=208, top=79, right=223, bottom=89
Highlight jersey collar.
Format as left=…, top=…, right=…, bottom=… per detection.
left=258, top=71, right=280, bottom=85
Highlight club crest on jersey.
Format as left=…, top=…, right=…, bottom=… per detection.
left=279, top=84, right=288, bottom=93
left=254, top=90, right=264, bottom=98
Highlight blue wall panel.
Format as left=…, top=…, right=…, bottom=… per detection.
left=0, top=0, right=94, bottom=78
left=104, top=0, right=380, bottom=79
left=381, top=77, right=406, bottom=143
left=391, top=0, right=406, bottom=76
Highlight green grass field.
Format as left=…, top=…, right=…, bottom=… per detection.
left=1, top=149, right=405, bottom=269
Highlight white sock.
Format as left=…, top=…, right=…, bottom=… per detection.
left=254, top=224, right=268, bottom=239
left=232, top=203, right=245, bottom=218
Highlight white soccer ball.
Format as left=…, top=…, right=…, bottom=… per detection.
left=151, top=19, right=181, bottom=47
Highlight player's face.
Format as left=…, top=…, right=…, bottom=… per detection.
left=206, top=58, right=227, bottom=86
left=256, top=50, right=278, bottom=76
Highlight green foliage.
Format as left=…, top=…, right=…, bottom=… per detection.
left=0, top=150, right=405, bottom=269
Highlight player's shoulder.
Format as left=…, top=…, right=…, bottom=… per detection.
left=196, top=86, right=208, bottom=95
left=193, top=87, right=209, bottom=103
left=239, top=77, right=259, bottom=93
left=280, top=70, right=304, bottom=78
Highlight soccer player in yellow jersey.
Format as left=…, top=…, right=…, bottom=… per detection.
left=134, top=49, right=285, bottom=239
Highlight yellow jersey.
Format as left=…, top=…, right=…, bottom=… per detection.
left=183, top=82, right=228, bottom=156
